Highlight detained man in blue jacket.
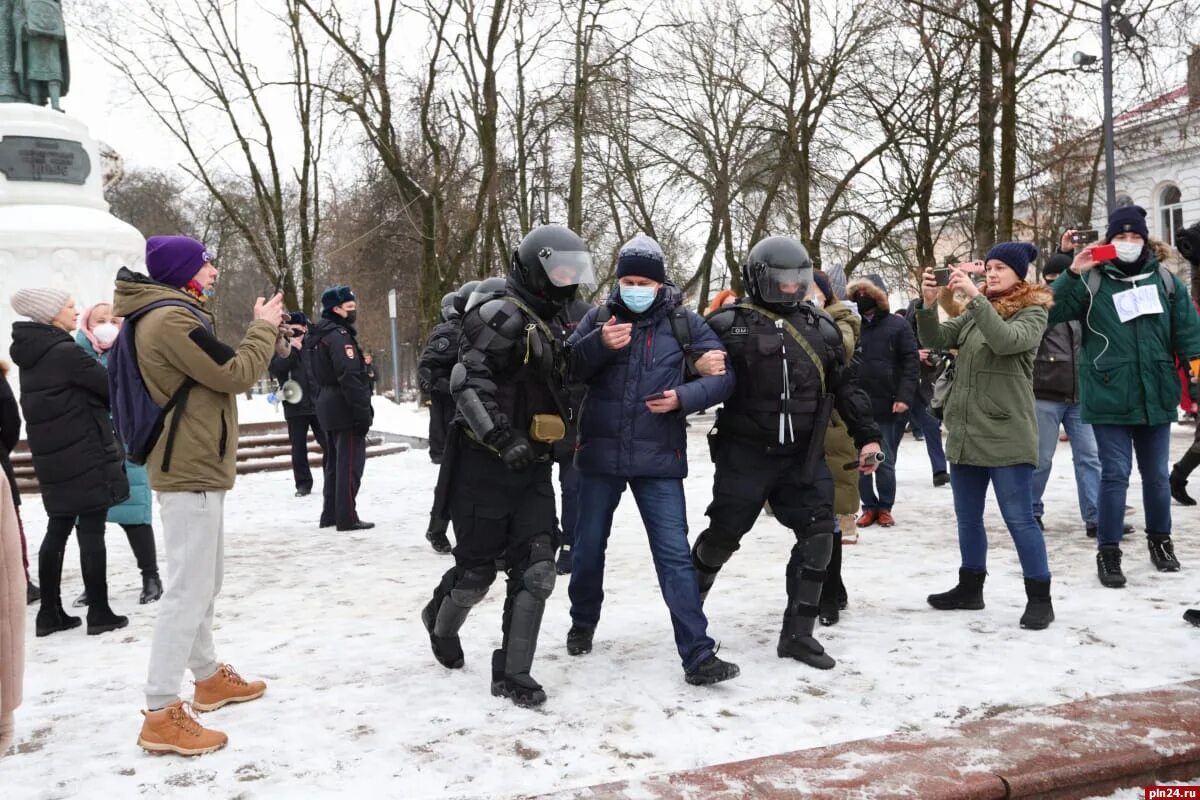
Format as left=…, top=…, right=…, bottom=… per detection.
left=565, top=235, right=739, bottom=686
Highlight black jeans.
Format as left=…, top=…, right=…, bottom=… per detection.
left=322, top=429, right=367, bottom=528
left=287, top=415, right=327, bottom=492
left=429, top=393, right=454, bottom=462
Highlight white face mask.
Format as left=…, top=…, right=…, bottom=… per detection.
left=93, top=322, right=119, bottom=346
left=1114, top=241, right=1143, bottom=264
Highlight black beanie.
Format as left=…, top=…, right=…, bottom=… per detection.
left=1106, top=205, right=1149, bottom=241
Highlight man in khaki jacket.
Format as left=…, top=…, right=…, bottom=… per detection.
left=112, top=235, right=284, bottom=755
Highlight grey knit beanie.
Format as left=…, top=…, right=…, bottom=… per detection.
left=11, top=288, right=70, bottom=325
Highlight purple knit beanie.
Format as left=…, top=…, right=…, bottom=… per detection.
left=146, top=236, right=211, bottom=288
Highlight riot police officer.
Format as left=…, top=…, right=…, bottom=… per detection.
left=420, top=225, right=593, bottom=708
left=418, top=292, right=464, bottom=466
left=306, top=285, right=374, bottom=531
left=695, top=236, right=883, bottom=670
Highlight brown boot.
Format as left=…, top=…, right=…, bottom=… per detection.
left=192, top=664, right=267, bottom=712
left=137, top=701, right=227, bottom=756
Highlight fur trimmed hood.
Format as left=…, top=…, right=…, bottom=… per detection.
left=846, top=279, right=889, bottom=313
left=988, top=282, right=1054, bottom=319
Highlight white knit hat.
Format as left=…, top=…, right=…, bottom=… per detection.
left=11, top=288, right=70, bottom=325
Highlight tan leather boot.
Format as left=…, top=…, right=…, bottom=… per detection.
left=193, top=664, right=267, bottom=711
left=137, top=701, right=227, bottom=756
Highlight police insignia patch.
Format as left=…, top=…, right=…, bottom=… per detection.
left=434, top=338, right=449, bottom=352
left=731, top=326, right=749, bottom=335
left=344, top=345, right=356, bottom=359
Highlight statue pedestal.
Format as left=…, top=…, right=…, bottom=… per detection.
left=0, top=104, right=144, bottom=370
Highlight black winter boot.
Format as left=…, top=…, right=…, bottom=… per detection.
left=778, top=613, right=836, bottom=669
left=927, top=568, right=986, bottom=610
left=140, top=574, right=163, bottom=605
left=490, top=649, right=546, bottom=707
left=1185, top=609, right=1200, bottom=627
left=1019, top=578, right=1055, bottom=630
left=1148, top=534, right=1181, bottom=572
left=684, top=653, right=740, bottom=686
left=80, top=544, right=127, bottom=635
left=1171, top=450, right=1200, bottom=506
left=1097, top=545, right=1126, bottom=588
left=566, top=624, right=593, bottom=656
left=36, top=542, right=79, bottom=637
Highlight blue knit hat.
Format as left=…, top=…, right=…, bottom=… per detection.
left=985, top=242, right=1039, bottom=280
left=321, top=285, right=356, bottom=313
left=1106, top=205, right=1149, bottom=241
left=146, top=235, right=211, bottom=288
left=616, top=235, right=666, bottom=283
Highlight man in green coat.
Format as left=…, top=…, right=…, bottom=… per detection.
left=1048, top=205, right=1200, bottom=588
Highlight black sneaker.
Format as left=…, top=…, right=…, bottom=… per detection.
left=1097, top=546, right=1127, bottom=588
left=86, top=612, right=129, bottom=636
left=566, top=624, right=594, bottom=656
left=337, top=521, right=376, bottom=532
left=425, top=528, right=452, bottom=554
left=1185, top=609, right=1200, bottom=626
left=685, top=654, right=740, bottom=686
left=1148, top=536, right=1181, bottom=572
left=933, top=471, right=950, bottom=487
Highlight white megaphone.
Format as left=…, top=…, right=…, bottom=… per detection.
left=279, top=380, right=304, bottom=404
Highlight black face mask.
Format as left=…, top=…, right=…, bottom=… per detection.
left=342, top=310, right=357, bottom=326
left=856, top=296, right=877, bottom=315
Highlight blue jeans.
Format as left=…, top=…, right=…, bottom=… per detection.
left=568, top=474, right=715, bottom=671
left=860, top=414, right=902, bottom=511
left=950, top=463, right=1050, bottom=580
left=557, top=458, right=581, bottom=548
left=909, top=403, right=947, bottom=475
left=1092, top=424, right=1172, bottom=546
left=1032, top=400, right=1101, bottom=526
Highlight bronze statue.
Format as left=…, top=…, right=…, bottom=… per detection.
left=0, top=0, right=69, bottom=110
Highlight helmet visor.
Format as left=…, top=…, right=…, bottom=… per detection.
left=757, top=266, right=812, bottom=304
left=539, top=249, right=595, bottom=289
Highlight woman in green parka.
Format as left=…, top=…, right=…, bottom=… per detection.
left=1049, top=205, right=1200, bottom=589
left=916, top=242, right=1055, bottom=630
left=73, top=303, right=162, bottom=605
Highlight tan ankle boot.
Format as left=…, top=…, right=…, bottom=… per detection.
left=137, top=701, right=227, bottom=756
left=193, top=664, right=267, bottom=711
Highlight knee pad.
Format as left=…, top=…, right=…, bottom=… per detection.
left=450, top=564, right=496, bottom=607
left=693, top=535, right=736, bottom=572
left=521, top=559, right=557, bottom=601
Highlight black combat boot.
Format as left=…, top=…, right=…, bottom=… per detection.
left=927, top=568, right=986, bottom=610
left=566, top=624, right=593, bottom=656
left=1019, top=578, right=1054, bottom=630
left=421, top=573, right=470, bottom=669
left=1147, top=534, right=1181, bottom=572
left=778, top=613, right=836, bottom=669
left=1097, top=545, right=1126, bottom=588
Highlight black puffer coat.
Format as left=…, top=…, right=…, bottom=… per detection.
left=0, top=364, right=20, bottom=506
left=10, top=322, right=129, bottom=516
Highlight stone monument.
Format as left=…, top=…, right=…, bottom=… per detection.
left=0, top=0, right=144, bottom=373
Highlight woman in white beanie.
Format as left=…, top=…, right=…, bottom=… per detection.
left=9, top=289, right=131, bottom=637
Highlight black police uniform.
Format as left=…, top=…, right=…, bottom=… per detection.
left=269, top=343, right=326, bottom=495
left=418, top=317, right=461, bottom=463
left=306, top=316, right=373, bottom=530
left=548, top=297, right=590, bottom=573
left=421, top=280, right=571, bottom=707
left=697, top=296, right=880, bottom=670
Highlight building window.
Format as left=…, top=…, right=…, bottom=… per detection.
left=1160, top=185, right=1183, bottom=246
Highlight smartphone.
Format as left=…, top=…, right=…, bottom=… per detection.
left=1092, top=243, right=1117, bottom=262
left=1071, top=229, right=1100, bottom=246
left=933, top=266, right=951, bottom=287
left=644, top=392, right=667, bottom=402
left=954, top=260, right=985, bottom=272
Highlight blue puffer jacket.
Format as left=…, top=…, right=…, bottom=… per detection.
left=569, top=285, right=733, bottom=478
left=75, top=331, right=153, bottom=526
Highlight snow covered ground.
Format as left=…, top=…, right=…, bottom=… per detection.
left=2, top=407, right=1199, bottom=799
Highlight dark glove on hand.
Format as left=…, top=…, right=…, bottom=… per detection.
left=499, top=435, right=534, bottom=471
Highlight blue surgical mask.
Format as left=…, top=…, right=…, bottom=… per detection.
left=620, top=284, right=657, bottom=313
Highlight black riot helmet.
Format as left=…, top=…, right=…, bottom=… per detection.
left=511, top=224, right=595, bottom=303
left=452, top=280, right=481, bottom=315
left=465, top=277, right=508, bottom=313
left=741, top=236, right=814, bottom=312
left=440, top=292, right=459, bottom=321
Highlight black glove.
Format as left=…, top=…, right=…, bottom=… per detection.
left=498, top=434, right=535, bottom=471
left=354, top=420, right=371, bottom=438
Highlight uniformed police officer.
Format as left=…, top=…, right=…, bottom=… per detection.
left=420, top=224, right=593, bottom=708
left=417, top=292, right=462, bottom=465
left=306, top=285, right=374, bottom=531
left=696, top=236, right=883, bottom=670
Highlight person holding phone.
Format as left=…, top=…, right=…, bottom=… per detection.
left=915, top=242, right=1056, bottom=629
left=1048, top=205, right=1200, bottom=587
left=565, top=234, right=740, bottom=686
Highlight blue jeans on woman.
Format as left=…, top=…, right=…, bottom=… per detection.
left=1032, top=400, right=1101, bottom=527
left=909, top=402, right=947, bottom=476
left=568, top=473, right=715, bottom=671
left=950, top=463, right=1050, bottom=580
left=1091, top=424, right=1172, bottom=547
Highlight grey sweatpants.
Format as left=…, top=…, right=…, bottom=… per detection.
left=145, top=491, right=225, bottom=709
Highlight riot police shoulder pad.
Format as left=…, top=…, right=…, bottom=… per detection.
left=476, top=298, right=527, bottom=337
left=705, top=307, right=741, bottom=337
